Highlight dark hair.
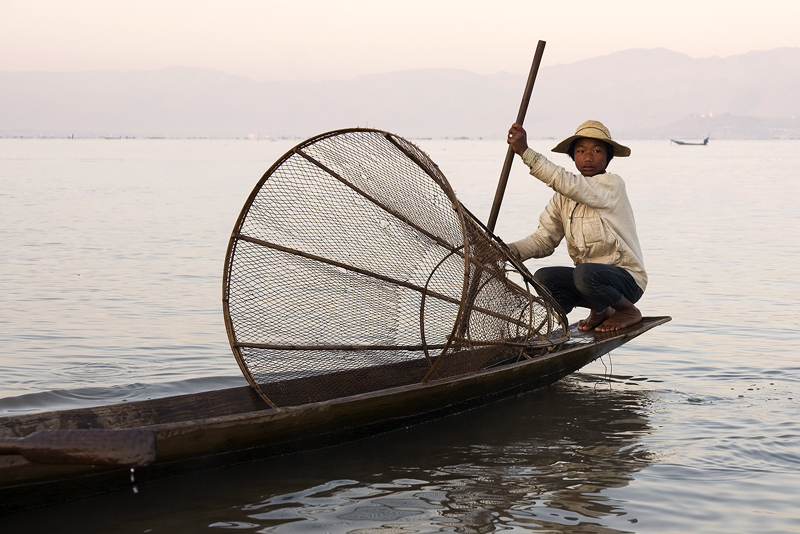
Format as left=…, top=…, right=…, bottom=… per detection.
left=567, top=139, right=615, bottom=164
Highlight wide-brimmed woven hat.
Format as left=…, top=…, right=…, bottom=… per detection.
left=552, top=120, right=631, bottom=157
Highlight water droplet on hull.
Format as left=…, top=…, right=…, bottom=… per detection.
left=130, top=467, right=139, bottom=494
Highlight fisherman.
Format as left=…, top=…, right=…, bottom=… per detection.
left=505, top=120, right=646, bottom=332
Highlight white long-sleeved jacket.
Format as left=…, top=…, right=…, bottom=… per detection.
left=510, top=148, right=647, bottom=292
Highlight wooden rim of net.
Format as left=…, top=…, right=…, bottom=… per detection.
left=222, top=128, right=569, bottom=409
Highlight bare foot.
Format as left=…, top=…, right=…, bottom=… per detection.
left=578, top=307, right=614, bottom=331
left=595, top=298, right=642, bottom=332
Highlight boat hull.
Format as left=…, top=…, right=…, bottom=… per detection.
left=0, top=316, right=669, bottom=513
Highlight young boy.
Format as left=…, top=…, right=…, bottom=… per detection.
left=506, top=120, right=646, bottom=332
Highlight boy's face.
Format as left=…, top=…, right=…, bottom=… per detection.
left=573, top=138, right=609, bottom=177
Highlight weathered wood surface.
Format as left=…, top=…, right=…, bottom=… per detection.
left=0, top=429, right=156, bottom=467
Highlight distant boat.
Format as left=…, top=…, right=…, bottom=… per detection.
left=671, top=136, right=709, bottom=146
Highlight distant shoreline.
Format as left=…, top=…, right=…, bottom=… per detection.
left=2, top=49, right=799, bottom=140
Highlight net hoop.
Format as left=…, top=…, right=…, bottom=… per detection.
left=223, top=128, right=568, bottom=408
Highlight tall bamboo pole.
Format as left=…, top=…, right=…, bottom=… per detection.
left=486, top=40, right=546, bottom=232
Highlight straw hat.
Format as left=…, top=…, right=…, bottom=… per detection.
left=552, top=120, right=631, bottom=157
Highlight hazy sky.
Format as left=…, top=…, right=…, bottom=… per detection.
left=2, top=0, right=798, bottom=81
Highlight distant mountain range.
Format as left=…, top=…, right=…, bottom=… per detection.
left=2, top=48, right=799, bottom=139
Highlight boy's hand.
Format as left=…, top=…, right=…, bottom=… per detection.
left=507, top=123, right=528, bottom=156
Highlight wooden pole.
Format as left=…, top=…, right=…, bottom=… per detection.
left=486, top=40, right=546, bottom=232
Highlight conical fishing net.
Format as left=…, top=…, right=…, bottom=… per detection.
left=223, top=129, right=569, bottom=408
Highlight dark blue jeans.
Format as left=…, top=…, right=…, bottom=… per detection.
left=533, top=263, right=643, bottom=314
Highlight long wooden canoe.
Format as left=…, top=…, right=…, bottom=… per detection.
left=0, top=316, right=668, bottom=513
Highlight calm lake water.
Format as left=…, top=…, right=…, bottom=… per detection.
left=1, top=137, right=799, bottom=532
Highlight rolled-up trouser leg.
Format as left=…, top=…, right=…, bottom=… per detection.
left=573, top=263, right=643, bottom=313
left=534, top=263, right=643, bottom=314
left=533, top=266, right=584, bottom=314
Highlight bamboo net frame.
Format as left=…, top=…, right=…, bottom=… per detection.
left=222, top=129, right=569, bottom=408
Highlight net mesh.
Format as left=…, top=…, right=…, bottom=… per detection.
left=223, top=129, right=568, bottom=408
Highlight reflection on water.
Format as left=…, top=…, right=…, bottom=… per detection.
left=2, top=376, right=654, bottom=533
